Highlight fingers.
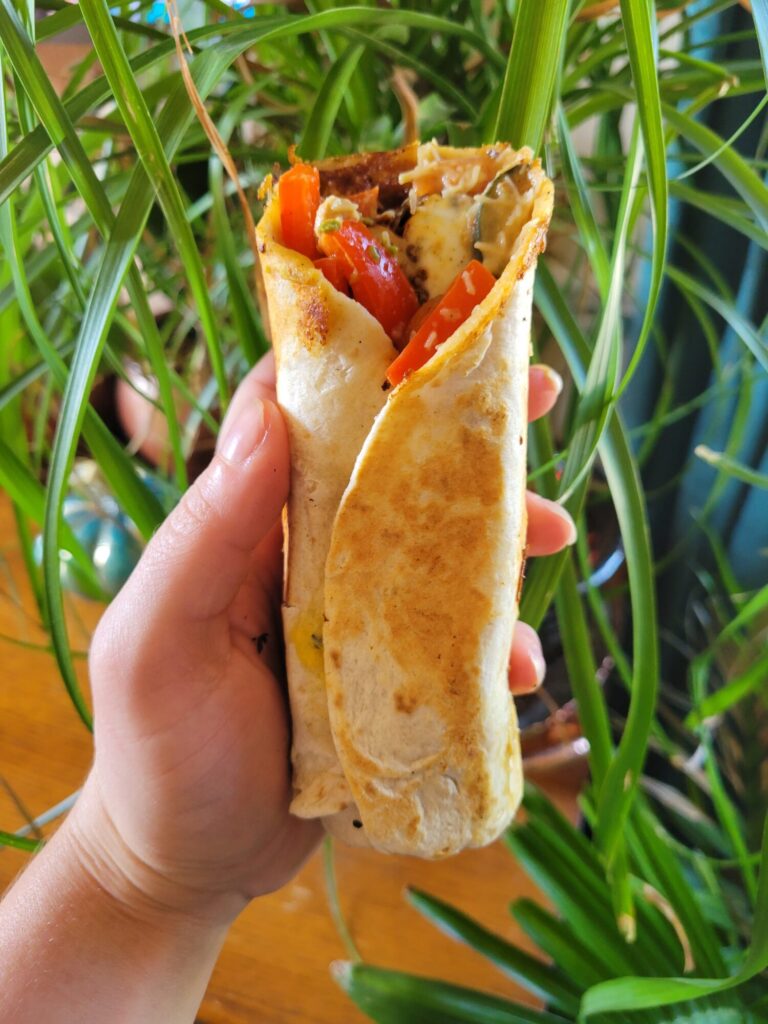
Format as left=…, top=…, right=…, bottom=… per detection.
left=220, top=350, right=276, bottom=434
left=528, top=364, right=563, bottom=423
left=508, top=621, right=546, bottom=694
left=526, top=490, right=576, bottom=556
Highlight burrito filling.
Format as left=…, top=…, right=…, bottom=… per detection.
left=276, top=142, right=536, bottom=386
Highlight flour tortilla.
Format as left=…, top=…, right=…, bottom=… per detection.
left=256, top=146, right=553, bottom=856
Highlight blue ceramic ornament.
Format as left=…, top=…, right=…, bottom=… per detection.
left=34, top=460, right=176, bottom=599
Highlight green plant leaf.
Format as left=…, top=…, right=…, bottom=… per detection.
left=299, top=42, right=365, bottom=159
left=693, top=445, right=768, bottom=489
left=322, top=836, right=360, bottom=962
left=0, top=437, right=100, bottom=588
left=493, top=0, right=570, bottom=151
left=556, top=121, right=642, bottom=505
left=407, top=889, right=581, bottom=1016
left=39, top=49, right=234, bottom=729
left=332, top=962, right=569, bottom=1024
left=0, top=829, right=42, bottom=852
left=667, top=266, right=768, bottom=373
left=78, top=0, right=228, bottom=407
left=686, top=649, right=768, bottom=727
left=616, top=0, right=668, bottom=397
left=580, top=819, right=768, bottom=1015
left=662, top=102, right=768, bottom=232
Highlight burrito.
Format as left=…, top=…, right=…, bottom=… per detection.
left=255, top=142, right=554, bottom=857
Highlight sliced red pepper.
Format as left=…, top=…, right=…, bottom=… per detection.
left=387, top=260, right=496, bottom=386
left=346, top=186, right=379, bottom=219
left=314, top=256, right=350, bottom=295
left=279, top=163, right=321, bottom=260
left=319, top=220, right=418, bottom=344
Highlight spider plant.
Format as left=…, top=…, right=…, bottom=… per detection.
left=0, top=0, right=766, bottom=1018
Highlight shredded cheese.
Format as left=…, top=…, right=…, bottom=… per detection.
left=398, top=141, right=522, bottom=201
left=314, top=195, right=361, bottom=237
left=439, top=307, right=462, bottom=322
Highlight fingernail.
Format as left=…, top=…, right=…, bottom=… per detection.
left=532, top=364, right=563, bottom=397
left=555, top=504, right=578, bottom=546
left=532, top=645, right=546, bottom=687
left=219, top=399, right=267, bottom=464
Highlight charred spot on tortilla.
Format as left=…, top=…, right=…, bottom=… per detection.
left=394, top=690, right=418, bottom=714
left=352, top=819, right=363, bottom=829
left=299, top=292, right=329, bottom=346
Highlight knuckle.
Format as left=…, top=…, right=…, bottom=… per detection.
left=165, top=470, right=223, bottom=543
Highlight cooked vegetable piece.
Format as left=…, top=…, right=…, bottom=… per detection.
left=473, top=165, right=534, bottom=276
left=314, top=256, right=350, bottom=294
left=319, top=220, right=418, bottom=344
left=279, top=163, right=321, bottom=259
left=346, top=187, right=379, bottom=218
left=387, top=260, right=496, bottom=386
left=402, top=193, right=475, bottom=299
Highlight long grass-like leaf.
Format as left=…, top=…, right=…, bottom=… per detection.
left=662, top=102, right=768, bottom=232
left=299, top=42, right=365, bottom=159
left=581, top=818, right=768, bottom=1015
left=687, top=649, right=768, bottom=727
left=0, top=829, right=42, bottom=852
left=78, top=0, right=228, bottom=407
left=40, top=49, right=232, bottom=728
left=332, top=962, right=569, bottom=1024
left=557, top=123, right=642, bottom=504
left=667, top=265, right=768, bottom=373
left=616, top=0, right=668, bottom=397
left=493, top=0, right=570, bottom=151
left=0, top=438, right=100, bottom=589
left=694, top=445, right=768, bottom=489
left=533, top=262, right=659, bottom=883
left=407, top=889, right=581, bottom=1016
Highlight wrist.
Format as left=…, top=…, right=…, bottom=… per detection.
left=0, top=776, right=234, bottom=1024
left=63, top=774, right=246, bottom=935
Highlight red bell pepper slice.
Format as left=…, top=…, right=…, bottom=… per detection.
left=279, top=163, right=321, bottom=260
left=346, top=186, right=379, bottom=218
left=319, top=220, right=418, bottom=344
left=314, top=256, right=350, bottom=295
left=387, top=260, right=496, bottom=386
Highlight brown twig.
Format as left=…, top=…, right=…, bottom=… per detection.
left=392, top=67, right=420, bottom=145
left=165, top=0, right=262, bottom=298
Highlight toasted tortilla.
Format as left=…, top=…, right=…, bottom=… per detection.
left=256, top=145, right=553, bottom=855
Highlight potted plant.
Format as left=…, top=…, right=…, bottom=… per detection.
left=0, top=0, right=765, bottom=1019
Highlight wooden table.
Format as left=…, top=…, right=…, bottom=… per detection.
left=0, top=494, right=580, bottom=1022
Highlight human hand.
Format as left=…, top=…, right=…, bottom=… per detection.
left=71, top=352, right=572, bottom=930
left=78, top=353, right=320, bottom=929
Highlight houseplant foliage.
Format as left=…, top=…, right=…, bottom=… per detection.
left=0, top=0, right=767, bottom=1019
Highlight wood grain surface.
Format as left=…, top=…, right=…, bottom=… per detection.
left=0, top=493, right=581, bottom=1023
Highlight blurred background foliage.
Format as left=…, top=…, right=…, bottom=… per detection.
left=0, top=0, right=766, bottom=1019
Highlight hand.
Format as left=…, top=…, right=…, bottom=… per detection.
left=82, top=353, right=320, bottom=929
left=75, top=352, right=572, bottom=929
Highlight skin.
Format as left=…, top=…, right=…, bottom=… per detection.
left=0, top=353, right=573, bottom=1023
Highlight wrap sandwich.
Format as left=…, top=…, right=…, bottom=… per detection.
left=256, top=142, right=554, bottom=857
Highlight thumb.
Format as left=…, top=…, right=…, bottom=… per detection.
left=122, top=389, right=289, bottom=627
